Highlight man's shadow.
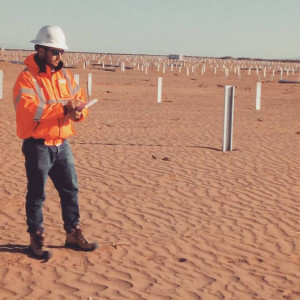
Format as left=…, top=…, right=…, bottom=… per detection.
left=0, top=243, right=64, bottom=262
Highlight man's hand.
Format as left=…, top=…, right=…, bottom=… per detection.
left=69, top=108, right=82, bottom=121
left=64, top=100, right=74, bottom=114
left=63, top=99, right=83, bottom=120
left=64, top=99, right=82, bottom=114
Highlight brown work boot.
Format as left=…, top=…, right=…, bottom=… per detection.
left=65, top=227, right=98, bottom=251
left=29, top=229, right=52, bottom=259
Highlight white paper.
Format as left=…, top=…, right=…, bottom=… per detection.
left=77, top=98, right=98, bottom=111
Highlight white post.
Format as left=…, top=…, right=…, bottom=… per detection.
left=223, top=86, right=235, bottom=152
left=187, top=67, right=189, bottom=75
left=87, top=73, right=92, bottom=98
left=157, top=77, right=162, bottom=103
left=238, top=67, right=241, bottom=79
left=0, top=70, right=3, bottom=99
left=256, top=82, right=262, bottom=110
left=74, top=74, right=79, bottom=85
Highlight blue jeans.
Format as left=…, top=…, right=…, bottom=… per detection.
left=22, top=138, right=80, bottom=233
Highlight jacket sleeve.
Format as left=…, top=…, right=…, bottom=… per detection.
left=13, top=71, right=65, bottom=124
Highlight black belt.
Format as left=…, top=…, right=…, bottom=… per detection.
left=24, top=137, right=45, bottom=144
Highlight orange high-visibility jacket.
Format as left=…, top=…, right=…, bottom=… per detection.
left=13, top=54, right=88, bottom=145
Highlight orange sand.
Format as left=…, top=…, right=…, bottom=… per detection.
left=0, top=51, right=299, bottom=299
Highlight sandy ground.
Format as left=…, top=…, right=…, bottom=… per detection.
left=0, top=51, right=300, bottom=299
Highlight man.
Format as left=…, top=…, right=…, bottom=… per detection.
left=13, top=25, right=98, bottom=259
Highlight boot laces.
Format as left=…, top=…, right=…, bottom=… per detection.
left=76, top=229, right=88, bottom=245
left=33, top=232, right=45, bottom=248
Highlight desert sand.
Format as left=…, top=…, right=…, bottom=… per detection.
left=0, top=50, right=299, bottom=299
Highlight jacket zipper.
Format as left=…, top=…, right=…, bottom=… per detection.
left=50, top=72, right=63, bottom=141
left=33, top=121, right=40, bottom=132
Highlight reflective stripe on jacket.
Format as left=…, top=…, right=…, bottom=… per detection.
left=13, top=54, right=88, bottom=145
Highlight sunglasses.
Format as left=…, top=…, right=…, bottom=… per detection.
left=49, top=49, right=64, bottom=56
left=40, top=46, right=64, bottom=55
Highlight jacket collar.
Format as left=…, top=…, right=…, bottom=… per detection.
left=24, top=54, right=63, bottom=76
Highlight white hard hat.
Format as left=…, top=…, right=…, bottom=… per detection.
left=30, top=25, right=68, bottom=50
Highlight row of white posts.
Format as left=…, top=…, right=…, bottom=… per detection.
left=118, top=60, right=296, bottom=80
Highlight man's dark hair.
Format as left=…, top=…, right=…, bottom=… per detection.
left=34, top=52, right=47, bottom=73
left=34, top=45, right=63, bottom=73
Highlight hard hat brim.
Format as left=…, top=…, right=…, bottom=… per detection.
left=30, top=40, right=68, bottom=50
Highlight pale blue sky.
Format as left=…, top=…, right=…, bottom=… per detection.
left=0, top=0, right=299, bottom=59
